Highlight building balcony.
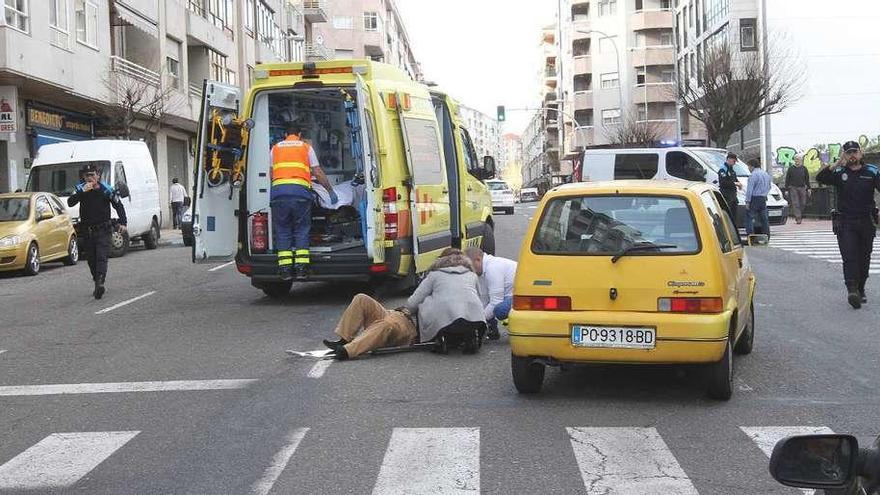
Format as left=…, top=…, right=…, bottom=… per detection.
left=573, top=56, right=592, bottom=76
left=110, top=55, right=160, bottom=87
left=632, top=46, right=675, bottom=67
left=632, top=83, right=675, bottom=104
left=363, top=30, right=385, bottom=56
left=635, top=119, right=677, bottom=140
left=305, top=43, right=333, bottom=61
left=573, top=91, right=594, bottom=111
left=631, top=9, right=673, bottom=31
left=572, top=126, right=595, bottom=150
left=186, top=7, right=234, bottom=56
left=302, top=0, right=329, bottom=23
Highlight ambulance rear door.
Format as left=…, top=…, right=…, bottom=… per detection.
left=192, top=81, right=243, bottom=262
left=356, top=74, right=384, bottom=263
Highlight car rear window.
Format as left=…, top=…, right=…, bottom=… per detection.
left=531, top=195, right=701, bottom=255
left=614, top=154, right=659, bottom=179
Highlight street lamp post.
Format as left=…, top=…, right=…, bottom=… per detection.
left=576, top=29, right=624, bottom=119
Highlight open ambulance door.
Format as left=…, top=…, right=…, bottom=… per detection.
left=395, top=92, right=452, bottom=272
left=192, top=81, right=243, bottom=263
left=355, top=75, right=383, bottom=264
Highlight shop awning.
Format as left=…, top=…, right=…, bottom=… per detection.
left=114, top=3, right=159, bottom=39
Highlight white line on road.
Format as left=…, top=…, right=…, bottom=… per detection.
left=0, top=350, right=6, bottom=357
left=209, top=261, right=235, bottom=272
left=734, top=378, right=754, bottom=391
left=307, top=359, right=333, bottom=378
left=0, top=379, right=258, bottom=397
left=0, top=431, right=140, bottom=490
left=568, top=427, right=698, bottom=494
left=373, top=428, right=480, bottom=494
left=94, top=291, right=156, bottom=315
left=741, top=426, right=834, bottom=495
left=250, top=428, right=309, bottom=495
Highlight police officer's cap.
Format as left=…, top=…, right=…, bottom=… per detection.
left=80, top=163, right=99, bottom=175
left=842, top=141, right=861, bottom=152
left=726, top=152, right=738, bottom=160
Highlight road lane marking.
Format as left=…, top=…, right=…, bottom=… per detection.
left=741, top=426, right=834, bottom=495
left=307, top=360, right=333, bottom=378
left=373, top=428, right=480, bottom=494
left=94, top=291, right=156, bottom=315
left=0, top=379, right=258, bottom=397
left=250, top=428, right=309, bottom=495
left=0, top=431, right=139, bottom=490
left=0, top=350, right=6, bottom=357
left=568, top=427, right=698, bottom=495
left=209, top=261, right=235, bottom=272
left=735, top=378, right=754, bottom=391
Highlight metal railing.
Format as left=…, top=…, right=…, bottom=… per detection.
left=110, top=56, right=160, bottom=87
left=305, top=42, right=332, bottom=61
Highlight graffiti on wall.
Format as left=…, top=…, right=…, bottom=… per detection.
left=775, top=135, right=877, bottom=175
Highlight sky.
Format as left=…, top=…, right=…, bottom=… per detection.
left=395, top=0, right=556, bottom=136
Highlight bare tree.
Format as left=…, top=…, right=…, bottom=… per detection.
left=102, top=66, right=179, bottom=142
left=674, top=38, right=803, bottom=148
left=603, top=111, right=662, bottom=148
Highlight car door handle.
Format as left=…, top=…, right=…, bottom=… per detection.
left=737, top=258, right=743, bottom=268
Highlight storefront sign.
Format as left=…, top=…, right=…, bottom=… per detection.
left=0, top=86, right=17, bottom=133
left=26, top=104, right=93, bottom=136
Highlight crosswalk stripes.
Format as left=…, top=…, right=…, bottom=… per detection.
left=0, top=425, right=843, bottom=493
left=0, top=431, right=140, bottom=490
left=768, top=230, right=880, bottom=274
left=568, top=427, right=699, bottom=494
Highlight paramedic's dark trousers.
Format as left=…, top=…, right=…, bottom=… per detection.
left=171, top=201, right=184, bottom=229
left=81, top=224, right=111, bottom=282
left=836, top=216, right=876, bottom=292
left=271, top=196, right=312, bottom=269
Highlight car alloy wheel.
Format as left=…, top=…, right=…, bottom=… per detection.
left=25, top=243, right=40, bottom=275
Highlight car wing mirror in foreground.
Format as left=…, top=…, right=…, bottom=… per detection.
left=769, top=434, right=858, bottom=489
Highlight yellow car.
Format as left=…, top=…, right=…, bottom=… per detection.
left=509, top=180, right=756, bottom=400
left=0, top=192, right=78, bottom=275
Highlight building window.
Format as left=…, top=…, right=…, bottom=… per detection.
left=635, top=32, right=645, bottom=47
left=4, top=0, right=29, bottom=33
left=740, top=18, right=757, bottom=51
left=245, top=0, right=255, bottom=33
left=636, top=68, right=646, bottom=85
left=660, top=31, right=673, bottom=46
left=257, top=1, right=273, bottom=38
left=598, top=0, right=617, bottom=16
left=364, top=12, right=378, bottom=31
left=207, top=0, right=231, bottom=29
left=187, top=0, right=204, bottom=16
left=75, top=0, right=98, bottom=47
left=637, top=105, right=647, bottom=122
left=335, top=49, right=354, bottom=59
left=602, top=108, right=622, bottom=126
left=166, top=37, right=182, bottom=89
left=600, top=72, right=619, bottom=90
left=661, top=0, right=671, bottom=9
left=573, top=38, right=591, bottom=57
left=663, top=103, right=677, bottom=120
left=661, top=69, right=675, bottom=83
left=574, top=110, right=593, bottom=127
left=574, top=74, right=592, bottom=92
left=571, top=2, right=589, bottom=21
left=332, top=16, right=354, bottom=29
left=209, top=48, right=232, bottom=83
left=49, top=0, right=69, bottom=49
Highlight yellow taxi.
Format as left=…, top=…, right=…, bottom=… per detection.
left=0, top=192, right=78, bottom=275
left=509, top=180, right=756, bottom=400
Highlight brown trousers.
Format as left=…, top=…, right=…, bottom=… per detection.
left=788, top=186, right=808, bottom=221
left=336, top=294, right=418, bottom=358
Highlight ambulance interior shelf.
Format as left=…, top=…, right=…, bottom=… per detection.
left=204, top=110, right=253, bottom=195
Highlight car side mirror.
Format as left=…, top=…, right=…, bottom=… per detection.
left=116, top=183, right=130, bottom=199
left=482, top=156, right=496, bottom=180
left=769, top=434, right=858, bottom=489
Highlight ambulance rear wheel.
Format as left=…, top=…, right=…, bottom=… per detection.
left=261, top=281, right=292, bottom=299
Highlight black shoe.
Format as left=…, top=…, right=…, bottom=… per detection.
left=295, top=265, right=310, bottom=281
left=93, top=276, right=105, bottom=300
left=486, top=324, right=501, bottom=341
left=847, top=285, right=862, bottom=309
left=860, top=290, right=867, bottom=304
left=279, top=266, right=294, bottom=281
left=332, top=346, right=350, bottom=361
left=323, top=338, right=348, bottom=351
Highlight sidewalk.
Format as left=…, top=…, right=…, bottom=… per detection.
left=771, top=218, right=831, bottom=234
left=159, top=229, right=184, bottom=246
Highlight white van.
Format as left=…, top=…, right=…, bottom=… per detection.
left=581, top=147, right=789, bottom=226
left=26, top=140, right=162, bottom=257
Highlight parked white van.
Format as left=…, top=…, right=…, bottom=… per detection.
left=581, top=147, right=789, bottom=226
left=26, top=140, right=162, bottom=257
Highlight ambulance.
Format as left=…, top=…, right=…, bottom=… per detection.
left=191, top=60, right=495, bottom=297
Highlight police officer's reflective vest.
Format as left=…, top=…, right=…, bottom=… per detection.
left=271, top=135, right=312, bottom=189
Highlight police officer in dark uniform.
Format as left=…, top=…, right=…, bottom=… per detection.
left=719, top=152, right=742, bottom=226
left=816, top=141, right=880, bottom=309
left=67, top=164, right=128, bottom=300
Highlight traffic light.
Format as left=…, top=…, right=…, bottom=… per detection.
left=497, top=105, right=506, bottom=122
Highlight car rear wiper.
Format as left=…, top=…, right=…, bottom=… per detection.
left=611, top=243, right=678, bottom=263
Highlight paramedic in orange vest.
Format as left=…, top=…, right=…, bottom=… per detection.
left=271, top=120, right=337, bottom=280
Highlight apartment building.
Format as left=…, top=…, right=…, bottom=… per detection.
left=314, top=0, right=420, bottom=80
left=556, top=0, right=679, bottom=159
left=674, top=0, right=767, bottom=160
left=502, top=133, right=523, bottom=174
left=459, top=104, right=502, bottom=171
left=0, top=0, right=323, bottom=219
left=521, top=109, right=545, bottom=191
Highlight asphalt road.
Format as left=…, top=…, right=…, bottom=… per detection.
left=1, top=205, right=878, bottom=494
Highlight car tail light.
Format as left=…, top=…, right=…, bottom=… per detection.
left=236, top=262, right=252, bottom=275
left=251, top=212, right=268, bottom=254
left=369, top=264, right=388, bottom=273
left=383, top=187, right=398, bottom=240
left=657, top=297, right=723, bottom=313
left=513, top=296, right=572, bottom=311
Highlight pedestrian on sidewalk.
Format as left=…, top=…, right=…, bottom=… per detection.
left=67, top=164, right=127, bottom=300
left=785, top=154, right=811, bottom=224
left=816, top=140, right=880, bottom=309
left=745, top=159, right=772, bottom=238
left=465, top=247, right=517, bottom=340
left=169, top=178, right=187, bottom=230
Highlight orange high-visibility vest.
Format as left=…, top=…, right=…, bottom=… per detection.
left=271, top=134, right=312, bottom=189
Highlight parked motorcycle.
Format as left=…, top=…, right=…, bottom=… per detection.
left=770, top=434, right=880, bottom=494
